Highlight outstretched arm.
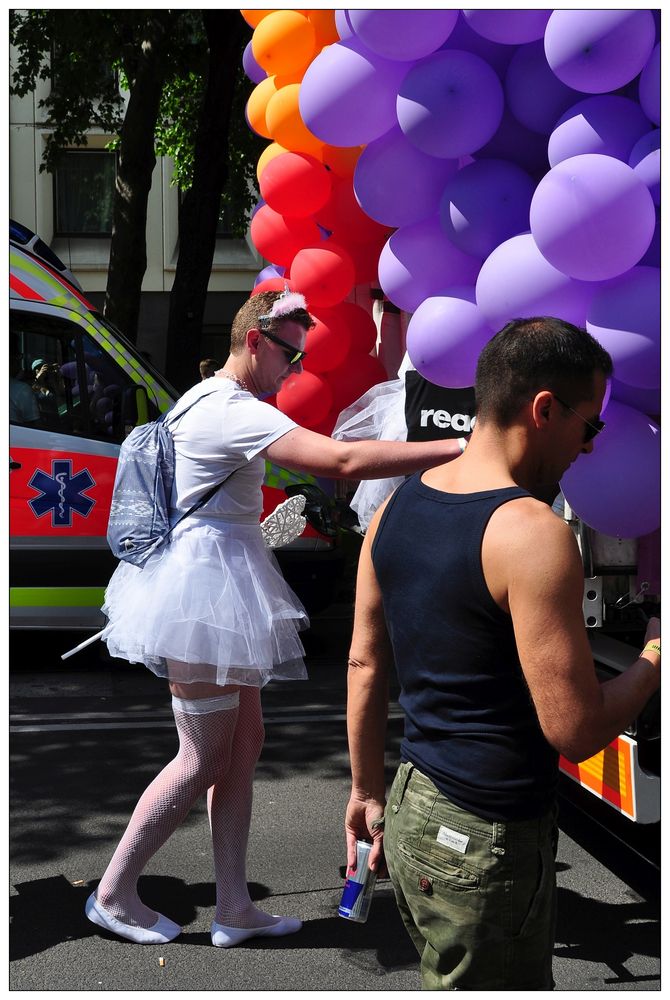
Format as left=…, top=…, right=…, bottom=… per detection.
left=345, top=500, right=394, bottom=874
left=263, top=425, right=462, bottom=481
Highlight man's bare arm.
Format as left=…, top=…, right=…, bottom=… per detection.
left=345, top=501, right=394, bottom=873
left=488, top=502, right=660, bottom=762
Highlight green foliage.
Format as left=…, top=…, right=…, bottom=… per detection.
left=156, top=62, right=265, bottom=237
left=10, top=8, right=263, bottom=234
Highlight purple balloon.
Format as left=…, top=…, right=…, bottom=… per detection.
left=254, top=263, right=285, bottom=287
left=439, top=159, right=535, bottom=260
left=505, top=41, right=581, bottom=135
left=629, top=129, right=661, bottom=168
left=462, top=9, right=551, bottom=44
left=348, top=10, right=459, bottom=62
left=406, top=295, right=494, bottom=388
left=378, top=217, right=481, bottom=315
left=639, top=43, right=660, bottom=125
left=611, top=378, right=661, bottom=417
left=548, top=96, right=651, bottom=167
left=544, top=10, right=656, bottom=94
left=299, top=39, right=409, bottom=147
left=397, top=49, right=504, bottom=159
left=475, top=107, right=549, bottom=178
left=586, top=267, right=660, bottom=390
left=334, top=9, right=355, bottom=40
left=476, top=232, right=595, bottom=331
left=354, top=126, right=458, bottom=228
left=639, top=210, right=661, bottom=267
left=242, top=40, right=266, bottom=85
left=561, top=401, right=660, bottom=538
left=630, top=142, right=661, bottom=207
left=530, top=154, right=656, bottom=282
left=441, top=14, right=516, bottom=78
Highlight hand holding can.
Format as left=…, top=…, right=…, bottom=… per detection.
left=338, top=840, right=377, bottom=923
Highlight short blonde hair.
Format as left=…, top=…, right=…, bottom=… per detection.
left=230, top=291, right=314, bottom=354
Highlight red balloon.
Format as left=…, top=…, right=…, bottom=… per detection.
left=250, top=277, right=295, bottom=296
left=332, top=301, right=379, bottom=354
left=344, top=236, right=388, bottom=285
left=250, top=204, right=321, bottom=267
left=308, top=409, right=339, bottom=437
left=303, top=309, right=352, bottom=373
left=259, top=151, right=332, bottom=218
left=315, top=178, right=388, bottom=245
left=324, top=353, right=388, bottom=415
left=276, top=369, right=333, bottom=428
left=288, top=242, right=355, bottom=308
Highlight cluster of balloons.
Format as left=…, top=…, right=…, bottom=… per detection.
left=242, top=8, right=389, bottom=435
left=242, top=9, right=660, bottom=538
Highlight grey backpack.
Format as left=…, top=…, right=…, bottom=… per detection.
left=107, top=390, right=233, bottom=566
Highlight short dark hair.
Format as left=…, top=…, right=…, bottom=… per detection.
left=199, top=358, right=220, bottom=378
left=230, top=291, right=314, bottom=354
left=475, top=316, right=613, bottom=426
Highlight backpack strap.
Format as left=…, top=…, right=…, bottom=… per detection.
left=159, top=382, right=243, bottom=543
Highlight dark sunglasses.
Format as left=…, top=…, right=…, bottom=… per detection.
left=553, top=392, right=605, bottom=443
left=262, top=330, right=307, bottom=366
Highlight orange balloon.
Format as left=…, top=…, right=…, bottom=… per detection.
left=256, top=142, right=290, bottom=184
left=252, top=10, right=316, bottom=77
left=246, top=76, right=280, bottom=140
left=307, top=10, right=340, bottom=49
left=241, top=10, right=276, bottom=28
left=319, top=144, right=364, bottom=179
left=265, top=84, right=324, bottom=158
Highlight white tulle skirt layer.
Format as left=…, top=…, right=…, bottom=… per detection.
left=101, top=518, right=309, bottom=687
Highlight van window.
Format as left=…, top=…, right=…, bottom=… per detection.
left=10, top=310, right=142, bottom=443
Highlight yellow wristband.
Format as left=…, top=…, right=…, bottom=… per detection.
left=642, top=641, right=661, bottom=657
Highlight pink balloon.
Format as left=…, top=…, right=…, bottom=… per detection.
left=529, top=154, right=656, bottom=281
left=561, top=401, right=660, bottom=538
left=406, top=295, right=494, bottom=389
left=378, top=217, right=481, bottom=314
left=463, top=9, right=551, bottom=44
left=586, top=267, right=660, bottom=390
left=544, top=10, right=656, bottom=94
left=548, top=96, right=651, bottom=167
left=476, top=233, right=595, bottom=332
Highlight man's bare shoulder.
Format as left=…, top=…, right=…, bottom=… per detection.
left=487, top=495, right=576, bottom=556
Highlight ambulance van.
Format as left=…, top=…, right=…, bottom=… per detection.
left=10, top=226, right=343, bottom=630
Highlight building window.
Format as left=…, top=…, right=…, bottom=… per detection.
left=54, top=150, right=116, bottom=236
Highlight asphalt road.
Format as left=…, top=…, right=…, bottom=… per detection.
left=9, top=608, right=660, bottom=992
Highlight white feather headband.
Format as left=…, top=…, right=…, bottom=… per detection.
left=258, top=288, right=308, bottom=329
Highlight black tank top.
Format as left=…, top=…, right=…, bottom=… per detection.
left=372, top=473, right=558, bottom=820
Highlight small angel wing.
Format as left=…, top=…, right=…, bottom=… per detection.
left=261, top=494, right=307, bottom=549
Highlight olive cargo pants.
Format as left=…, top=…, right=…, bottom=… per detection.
left=384, top=762, right=558, bottom=990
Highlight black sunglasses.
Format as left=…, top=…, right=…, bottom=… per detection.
left=262, top=330, right=307, bottom=366
left=553, top=392, right=605, bottom=443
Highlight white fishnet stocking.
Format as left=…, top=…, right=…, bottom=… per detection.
left=208, top=686, right=279, bottom=928
left=95, top=697, right=238, bottom=929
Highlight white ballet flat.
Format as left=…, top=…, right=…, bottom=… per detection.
left=211, top=915, right=302, bottom=948
left=85, top=892, right=182, bottom=945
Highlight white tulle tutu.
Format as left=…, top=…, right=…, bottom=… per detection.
left=101, top=516, right=308, bottom=687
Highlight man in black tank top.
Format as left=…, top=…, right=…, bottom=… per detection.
left=345, top=317, right=660, bottom=991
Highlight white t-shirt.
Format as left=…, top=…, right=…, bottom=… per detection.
left=167, top=378, right=298, bottom=521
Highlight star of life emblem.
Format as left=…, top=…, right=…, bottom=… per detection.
left=28, top=459, right=96, bottom=528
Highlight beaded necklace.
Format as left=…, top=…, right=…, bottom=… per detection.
left=218, top=370, right=252, bottom=394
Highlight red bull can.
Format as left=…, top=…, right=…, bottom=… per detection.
left=338, top=840, right=377, bottom=923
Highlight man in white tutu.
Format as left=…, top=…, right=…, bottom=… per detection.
left=87, top=288, right=464, bottom=947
